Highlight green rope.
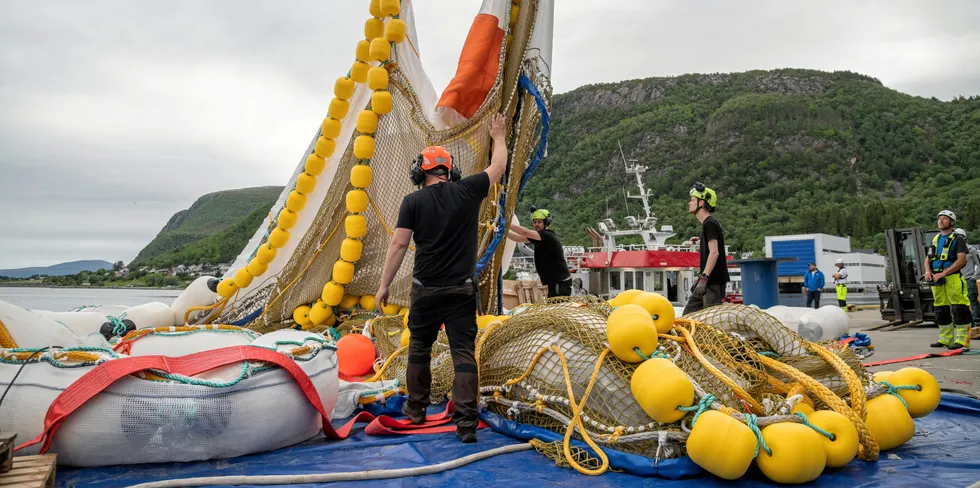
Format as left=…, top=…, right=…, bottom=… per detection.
left=106, top=315, right=128, bottom=337
left=632, top=347, right=669, bottom=361
left=678, top=393, right=716, bottom=426
left=744, top=414, right=772, bottom=458
left=794, top=412, right=836, bottom=441
left=875, top=380, right=920, bottom=409
left=759, top=351, right=780, bottom=358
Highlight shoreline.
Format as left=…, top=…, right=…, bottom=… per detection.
left=0, top=283, right=182, bottom=291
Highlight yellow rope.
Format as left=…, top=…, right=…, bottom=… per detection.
left=804, top=340, right=867, bottom=419
left=554, top=345, right=611, bottom=476
left=491, top=341, right=611, bottom=475
left=668, top=323, right=765, bottom=414
left=754, top=353, right=879, bottom=461
left=365, top=344, right=408, bottom=382
left=257, top=216, right=346, bottom=323
left=4, top=350, right=101, bottom=362
left=184, top=296, right=230, bottom=325
left=366, top=192, right=415, bottom=252
left=786, top=383, right=815, bottom=408
left=0, top=318, right=17, bottom=348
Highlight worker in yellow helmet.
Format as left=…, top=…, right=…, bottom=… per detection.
left=507, top=208, right=572, bottom=298
left=683, top=182, right=729, bottom=315
left=925, top=210, right=971, bottom=350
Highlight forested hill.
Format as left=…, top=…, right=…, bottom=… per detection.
left=517, top=69, right=980, bottom=254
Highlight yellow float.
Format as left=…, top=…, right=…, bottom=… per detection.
left=629, top=358, right=693, bottom=423
left=605, top=304, right=657, bottom=362
left=755, top=422, right=826, bottom=484
left=887, top=367, right=941, bottom=418
left=685, top=411, right=757, bottom=480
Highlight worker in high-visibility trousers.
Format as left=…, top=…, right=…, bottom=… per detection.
left=832, top=258, right=848, bottom=311
left=924, top=211, right=972, bottom=350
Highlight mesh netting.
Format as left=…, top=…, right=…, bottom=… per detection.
left=684, top=304, right=870, bottom=402
left=358, top=301, right=878, bottom=468
left=229, top=0, right=547, bottom=332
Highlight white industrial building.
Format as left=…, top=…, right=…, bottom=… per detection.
left=764, top=233, right=887, bottom=290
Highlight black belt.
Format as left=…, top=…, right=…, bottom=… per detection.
left=411, top=277, right=483, bottom=315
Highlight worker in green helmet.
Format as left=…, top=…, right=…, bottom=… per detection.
left=683, top=182, right=729, bottom=315
left=507, top=208, right=572, bottom=298
left=925, top=210, right=971, bottom=350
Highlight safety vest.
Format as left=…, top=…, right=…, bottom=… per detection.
left=932, top=233, right=960, bottom=272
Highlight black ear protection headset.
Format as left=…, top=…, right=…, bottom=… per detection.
left=409, top=153, right=461, bottom=187
left=529, top=205, right=552, bottom=226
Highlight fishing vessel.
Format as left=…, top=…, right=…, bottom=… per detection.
left=509, top=143, right=741, bottom=306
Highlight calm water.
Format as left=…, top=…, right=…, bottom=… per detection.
left=0, top=287, right=182, bottom=312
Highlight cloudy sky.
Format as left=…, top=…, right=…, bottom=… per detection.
left=1, top=0, right=978, bottom=269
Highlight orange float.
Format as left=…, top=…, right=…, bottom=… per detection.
left=336, top=334, right=376, bottom=377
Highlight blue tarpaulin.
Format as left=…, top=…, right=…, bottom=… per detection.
left=57, top=393, right=980, bottom=487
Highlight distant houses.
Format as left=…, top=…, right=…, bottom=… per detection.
left=143, top=262, right=230, bottom=277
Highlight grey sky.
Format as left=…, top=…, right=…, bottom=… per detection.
left=1, top=0, right=978, bottom=268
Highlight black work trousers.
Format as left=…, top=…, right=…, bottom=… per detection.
left=404, top=280, right=480, bottom=430
left=547, top=278, right=572, bottom=298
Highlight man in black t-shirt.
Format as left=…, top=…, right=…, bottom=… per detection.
left=682, top=182, right=730, bottom=315
left=507, top=208, right=572, bottom=298
left=376, top=114, right=508, bottom=443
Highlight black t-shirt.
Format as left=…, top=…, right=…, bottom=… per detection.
left=528, top=229, right=570, bottom=285
left=699, top=216, right=730, bottom=285
left=396, top=172, right=490, bottom=287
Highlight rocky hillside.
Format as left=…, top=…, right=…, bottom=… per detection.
left=131, top=186, right=282, bottom=266
left=519, top=69, right=980, bottom=253
left=130, top=69, right=980, bottom=266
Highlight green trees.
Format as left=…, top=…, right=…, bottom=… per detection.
left=519, top=69, right=980, bottom=253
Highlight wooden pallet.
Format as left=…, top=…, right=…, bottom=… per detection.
left=0, top=455, right=55, bottom=488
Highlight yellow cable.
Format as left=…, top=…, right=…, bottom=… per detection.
left=366, top=192, right=415, bottom=251
left=0, top=318, right=17, bottom=348
left=257, top=216, right=346, bottom=323
left=490, top=340, right=612, bottom=475
left=365, top=344, right=408, bottom=382
left=669, top=323, right=765, bottom=415
left=804, top=340, right=867, bottom=419
left=554, top=345, right=611, bottom=476
left=183, top=298, right=223, bottom=324
left=754, top=353, right=880, bottom=461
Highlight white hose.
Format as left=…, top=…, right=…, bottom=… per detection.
left=126, top=442, right=534, bottom=488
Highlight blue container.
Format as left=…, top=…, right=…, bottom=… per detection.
left=733, top=258, right=796, bottom=309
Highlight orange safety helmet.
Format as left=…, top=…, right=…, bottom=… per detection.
left=410, top=145, right=461, bottom=185
left=420, top=146, right=453, bottom=171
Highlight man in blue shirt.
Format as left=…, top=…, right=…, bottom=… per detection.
left=802, top=262, right=825, bottom=309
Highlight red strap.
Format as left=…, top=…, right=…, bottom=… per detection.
left=15, top=345, right=482, bottom=453
left=325, top=400, right=487, bottom=438
left=862, top=348, right=964, bottom=367
left=16, top=346, right=333, bottom=453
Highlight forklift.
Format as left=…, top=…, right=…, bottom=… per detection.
left=874, top=228, right=940, bottom=329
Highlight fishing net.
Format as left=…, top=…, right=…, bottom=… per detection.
left=684, top=304, right=870, bottom=406
left=217, top=0, right=550, bottom=333
left=362, top=300, right=882, bottom=475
